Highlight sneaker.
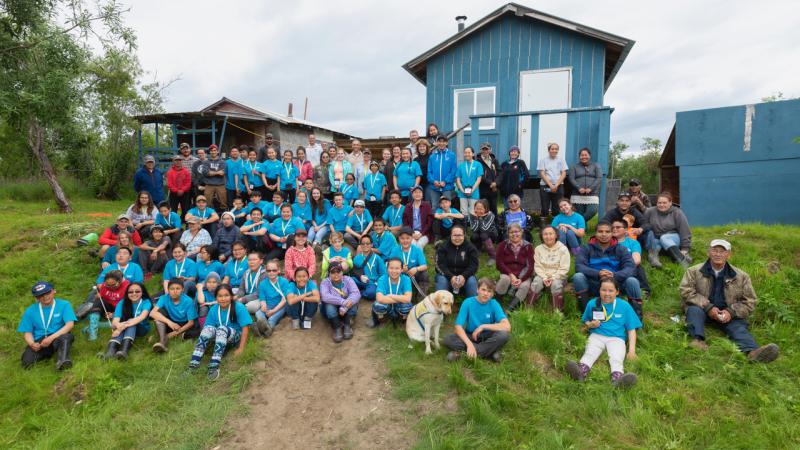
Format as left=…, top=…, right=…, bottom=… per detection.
left=490, top=351, right=503, bottom=363
left=565, top=360, right=589, bottom=381
left=748, top=343, right=780, bottom=363
left=611, top=372, right=637, bottom=388
left=689, top=338, right=709, bottom=351
left=207, top=367, right=220, bottom=381
left=292, top=319, right=301, bottom=330
left=152, top=343, right=166, bottom=353
left=446, top=351, right=461, bottom=362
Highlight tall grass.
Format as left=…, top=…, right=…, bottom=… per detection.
left=0, top=176, right=98, bottom=202
left=376, top=223, right=800, bottom=449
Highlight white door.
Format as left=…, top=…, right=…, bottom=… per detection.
left=518, top=68, right=571, bottom=170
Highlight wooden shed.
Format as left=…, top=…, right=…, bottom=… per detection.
left=660, top=99, right=800, bottom=226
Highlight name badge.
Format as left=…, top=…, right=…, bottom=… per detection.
left=592, top=310, right=605, bottom=321
left=370, top=195, right=376, bottom=201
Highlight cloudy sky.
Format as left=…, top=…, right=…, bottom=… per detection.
left=124, top=0, right=799, bottom=151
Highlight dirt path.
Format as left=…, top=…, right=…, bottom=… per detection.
left=223, top=306, right=414, bottom=450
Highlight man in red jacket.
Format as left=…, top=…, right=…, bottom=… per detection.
left=97, top=214, right=143, bottom=258
left=167, top=154, right=192, bottom=222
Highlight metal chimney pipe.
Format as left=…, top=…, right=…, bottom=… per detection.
left=288, top=103, right=293, bottom=118
left=456, top=15, right=467, bottom=32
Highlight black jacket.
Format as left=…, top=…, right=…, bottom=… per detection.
left=436, top=240, right=479, bottom=279
left=498, top=159, right=529, bottom=196
left=603, top=207, right=650, bottom=232
left=477, top=153, right=499, bottom=187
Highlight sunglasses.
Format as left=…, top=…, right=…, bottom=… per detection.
left=267, top=269, right=279, bottom=273
left=128, top=290, right=142, bottom=294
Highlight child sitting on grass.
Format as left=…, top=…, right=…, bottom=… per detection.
left=566, top=277, right=641, bottom=388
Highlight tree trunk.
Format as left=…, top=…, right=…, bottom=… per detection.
left=28, top=120, right=73, bottom=213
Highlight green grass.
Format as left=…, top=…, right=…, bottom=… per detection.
left=376, top=223, right=800, bottom=449
left=0, top=197, right=262, bottom=449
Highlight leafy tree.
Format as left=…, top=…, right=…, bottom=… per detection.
left=607, top=138, right=662, bottom=194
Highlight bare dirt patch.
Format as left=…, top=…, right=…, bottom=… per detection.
left=223, top=306, right=414, bottom=450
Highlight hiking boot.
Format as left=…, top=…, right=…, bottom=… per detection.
left=152, top=342, right=166, bottom=353
left=689, top=338, right=709, bottom=351
left=648, top=251, right=663, bottom=269
left=332, top=326, right=344, bottom=343
left=207, top=367, right=220, bottom=381
left=611, top=371, right=637, bottom=388
left=291, top=319, right=301, bottom=330
left=98, top=340, right=119, bottom=360
left=565, top=360, right=589, bottom=381
left=75, top=300, right=94, bottom=320
left=490, top=351, right=503, bottom=363
left=446, top=351, right=461, bottom=362
left=748, top=343, right=779, bottom=363
left=342, top=317, right=354, bottom=340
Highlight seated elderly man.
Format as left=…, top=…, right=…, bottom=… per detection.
left=679, top=239, right=779, bottom=363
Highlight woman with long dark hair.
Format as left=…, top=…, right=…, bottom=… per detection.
left=99, top=282, right=152, bottom=360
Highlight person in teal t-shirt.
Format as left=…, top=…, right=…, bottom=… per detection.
left=363, top=160, right=387, bottom=218
left=443, top=278, right=511, bottom=362
left=566, top=277, right=641, bottom=388
left=100, top=282, right=153, bottom=360
left=455, top=147, right=484, bottom=215
left=327, top=193, right=354, bottom=234
left=18, top=281, right=76, bottom=370
left=150, top=279, right=200, bottom=353
left=344, top=200, right=373, bottom=247
left=368, top=258, right=413, bottom=327
left=393, top=148, right=422, bottom=200
left=280, top=150, right=300, bottom=203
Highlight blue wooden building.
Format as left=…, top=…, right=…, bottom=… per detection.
left=659, top=99, right=800, bottom=226
left=403, top=3, right=634, bottom=184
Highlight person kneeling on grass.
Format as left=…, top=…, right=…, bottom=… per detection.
left=286, top=267, right=321, bottom=330
left=18, top=281, right=76, bottom=370
left=679, top=239, right=779, bottom=363
left=444, top=278, right=511, bottom=362
left=188, top=284, right=251, bottom=381
left=150, top=279, right=200, bottom=353
left=368, top=258, right=414, bottom=328
left=99, top=282, right=152, bottom=360
left=320, top=262, right=360, bottom=343
left=252, top=259, right=291, bottom=337
left=566, top=277, right=640, bottom=388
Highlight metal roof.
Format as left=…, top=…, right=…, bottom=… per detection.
left=402, top=2, right=634, bottom=92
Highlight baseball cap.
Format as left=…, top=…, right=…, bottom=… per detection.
left=436, top=134, right=447, bottom=141
left=411, top=185, right=424, bottom=193
left=398, top=226, right=413, bottom=236
left=710, top=239, right=731, bottom=251
left=117, top=213, right=130, bottom=221
left=179, top=143, right=190, bottom=149
left=294, top=228, right=308, bottom=236
left=439, top=195, right=452, bottom=204
left=185, top=216, right=199, bottom=224
left=196, top=195, right=207, bottom=202
left=354, top=199, right=365, bottom=207
left=328, top=261, right=343, bottom=273
left=151, top=225, right=165, bottom=232
left=266, top=132, right=274, bottom=138
left=618, top=192, right=632, bottom=199
left=208, top=144, right=218, bottom=151
left=172, top=154, right=182, bottom=161
left=144, top=155, right=155, bottom=163
left=629, top=178, right=641, bottom=186
left=31, top=281, right=54, bottom=297
left=480, top=142, right=492, bottom=150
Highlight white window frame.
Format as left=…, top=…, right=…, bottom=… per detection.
left=453, top=86, right=496, bottom=131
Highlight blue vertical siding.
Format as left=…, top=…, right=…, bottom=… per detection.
left=425, top=14, right=607, bottom=169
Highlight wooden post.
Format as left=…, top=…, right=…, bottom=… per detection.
left=28, top=119, right=72, bottom=213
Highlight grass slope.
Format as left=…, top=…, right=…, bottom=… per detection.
left=0, top=198, right=262, bottom=449
left=376, top=223, right=800, bottom=449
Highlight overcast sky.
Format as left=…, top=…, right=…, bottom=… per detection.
left=124, top=0, right=799, bottom=151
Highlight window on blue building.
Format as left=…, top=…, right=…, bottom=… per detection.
left=454, top=87, right=495, bottom=131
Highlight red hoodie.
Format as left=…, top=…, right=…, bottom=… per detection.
left=98, top=279, right=130, bottom=309
left=167, top=165, right=191, bottom=194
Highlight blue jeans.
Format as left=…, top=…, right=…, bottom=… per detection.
left=685, top=305, right=758, bottom=352
left=354, top=278, right=378, bottom=301
left=571, top=272, right=642, bottom=299
left=287, top=301, right=318, bottom=320
left=574, top=203, right=599, bottom=223
left=646, top=231, right=680, bottom=252
left=256, top=305, right=286, bottom=328
left=427, top=187, right=454, bottom=208
left=110, top=321, right=151, bottom=344
left=373, top=301, right=413, bottom=318
left=309, top=226, right=329, bottom=245
left=558, top=229, right=581, bottom=251
left=435, top=274, right=478, bottom=298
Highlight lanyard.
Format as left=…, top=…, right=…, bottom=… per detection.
left=355, top=213, right=365, bottom=230
left=218, top=305, right=231, bottom=327
left=392, top=206, right=402, bottom=224
left=248, top=161, right=257, bottom=174
left=118, top=264, right=129, bottom=277
left=464, top=161, right=474, bottom=180
left=601, top=299, right=617, bottom=322
left=197, top=208, right=207, bottom=220
left=233, top=257, right=246, bottom=278
left=389, top=278, right=401, bottom=296
left=343, top=184, right=353, bottom=195
left=269, top=278, right=285, bottom=300
left=402, top=249, right=411, bottom=267
left=175, top=259, right=185, bottom=277
left=134, top=300, right=143, bottom=317
left=297, top=284, right=309, bottom=297
left=368, top=173, right=378, bottom=192
left=280, top=219, right=290, bottom=235
left=284, top=162, right=293, bottom=179
left=39, top=302, right=56, bottom=336
left=273, top=204, right=280, bottom=217
left=332, top=282, right=345, bottom=297
left=365, top=255, right=376, bottom=275
left=247, top=268, right=262, bottom=294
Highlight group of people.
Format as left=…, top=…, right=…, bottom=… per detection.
left=17, top=132, right=780, bottom=386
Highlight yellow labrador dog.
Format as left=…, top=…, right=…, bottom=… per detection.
left=405, top=290, right=454, bottom=354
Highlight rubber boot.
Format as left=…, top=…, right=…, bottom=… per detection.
left=526, top=290, right=541, bottom=307
left=115, top=339, right=133, bottom=360
left=331, top=316, right=343, bottom=343
left=576, top=291, right=590, bottom=316
left=666, top=246, right=689, bottom=269
left=86, top=313, right=100, bottom=342
left=366, top=311, right=384, bottom=328
left=484, top=239, right=496, bottom=266
left=153, top=321, right=169, bottom=353
left=552, top=293, right=565, bottom=312
left=507, top=296, right=522, bottom=311
left=342, top=316, right=354, bottom=340
left=98, top=340, right=119, bottom=360
left=55, top=336, right=73, bottom=371
left=647, top=251, right=663, bottom=269
left=629, top=298, right=644, bottom=321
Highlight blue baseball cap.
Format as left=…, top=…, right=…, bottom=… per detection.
left=31, top=281, right=54, bottom=297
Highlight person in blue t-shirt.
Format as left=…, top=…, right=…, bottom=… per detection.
left=150, top=279, right=200, bottom=353
left=292, top=189, right=314, bottom=231
left=327, top=192, right=354, bottom=235
left=393, top=148, right=422, bottom=201
left=382, top=190, right=405, bottom=236
left=260, top=147, right=282, bottom=201
left=443, top=278, right=511, bottom=362
left=344, top=200, right=373, bottom=247
left=368, top=258, right=413, bottom=328
left=188, top=284, right=252, bottom=381
left=100, top=282, right=152, bottom=360
left=240, top=207, right=269, bottom=254
left=186, top=195, right=220, bottom=239
left=340, top=173, right=360, bottom=206
left=455, top=147, right=484, bottom=216
left=162, top=243, right=198, bottom=299
left=363, top=160, right=387, bottom=218
left=156, top=201, right=182, bottom=245
left=254, top=260, right=291, bottom=336
left=550, top=198, right=586, bottom=254
left=309, top=187, right=332, bottom=247
left=18, top=281, right=76, bottom=370
left=612, top=219, right=651, bottom=298
left=389, top=227, right=429, bottom=297
left=222, top=241, right=248, bottom=289
left=352, top=235, right=386, bottom=301
left=95, top=246, right=144, bottom=285
left=566, top=277, right=641, bottom=388
left=370, top=218, right=398, bottom=262
left=433, top=195, right=464, bottom=240
left=286, top=267, right=320, bottom=330
left=266, top=203, right=305, bottom=261
left=196, top=245, right=225, bottom=283
left=243, top=190, right=269, bottom=219
left=280, top=150, right=301, bottom=203
left=225, top=147, right=247, bottom=204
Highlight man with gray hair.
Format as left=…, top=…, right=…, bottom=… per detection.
left=679, top=239, right=779, bottom=363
